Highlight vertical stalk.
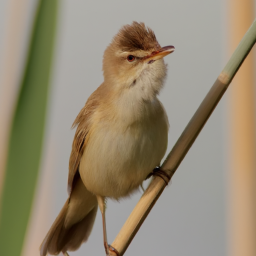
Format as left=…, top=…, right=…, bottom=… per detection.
left=0, top=1, right=58, bottom=255
left=0, top=0, right=29, bottom=205
left=227, top=1, right=256, bottom=256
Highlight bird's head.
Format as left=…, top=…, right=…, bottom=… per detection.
left=103, top=22, right=174, bottom=100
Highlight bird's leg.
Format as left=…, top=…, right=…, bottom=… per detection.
left=97, top=196, right=110, bottom=255
left=96, top=196, right=120, bottom=256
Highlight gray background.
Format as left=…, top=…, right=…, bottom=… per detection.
left=1, top=0, right=228, bottom=255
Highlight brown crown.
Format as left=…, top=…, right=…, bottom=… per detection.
left=114, top=22, right=160, bottom=52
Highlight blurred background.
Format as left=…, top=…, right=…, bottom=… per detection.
left=0, top=0, right=255, bottom=256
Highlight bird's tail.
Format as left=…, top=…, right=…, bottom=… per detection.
left=40, top=177, right=98, bottom=256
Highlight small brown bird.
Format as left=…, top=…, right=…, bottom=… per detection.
left=40, top=22, right=174, bottom=256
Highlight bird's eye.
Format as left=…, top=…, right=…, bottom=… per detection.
left=127, top=55, right=135, bottom=62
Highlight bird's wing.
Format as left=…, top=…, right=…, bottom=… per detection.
left=68, top=90, right=100, bottom=195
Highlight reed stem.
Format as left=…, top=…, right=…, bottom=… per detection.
left=110, top=18, right=256, bottom=256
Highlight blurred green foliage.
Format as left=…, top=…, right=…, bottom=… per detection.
left=0, top=0, right=58, bottom=255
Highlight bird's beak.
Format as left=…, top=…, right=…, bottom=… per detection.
left=144, top=45, right=175, bottom=64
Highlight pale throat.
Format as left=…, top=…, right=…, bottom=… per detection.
left=106, top=60, right=167, bottom=123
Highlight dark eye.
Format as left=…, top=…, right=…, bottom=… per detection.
left=127, top=55, right=135, bottom=62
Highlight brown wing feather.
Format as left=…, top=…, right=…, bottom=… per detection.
left=68, top=86, right=102, bottom=195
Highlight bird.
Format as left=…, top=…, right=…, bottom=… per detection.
left=40, top=21, right=174, bottom=256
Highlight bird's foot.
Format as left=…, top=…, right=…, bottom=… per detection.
left=109, top=245, right=120, bottom=256
left=146, top=166, right=171, bottom=185
left=104, top=243, right=120, bottom=256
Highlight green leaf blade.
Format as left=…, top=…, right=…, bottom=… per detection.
left=0, top=1, right=59, bottom=255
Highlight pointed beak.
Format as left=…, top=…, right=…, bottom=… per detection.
left=144, top=45, right=175, bottom=64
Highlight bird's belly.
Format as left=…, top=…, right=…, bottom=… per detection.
left=79, top=119, right=168, bottom=199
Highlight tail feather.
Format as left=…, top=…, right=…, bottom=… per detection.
left=40, top=178, right=98, bottom=256
left=62, top=206, right=97, bottom=252
left=40, top=199, right=69, bottom=256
